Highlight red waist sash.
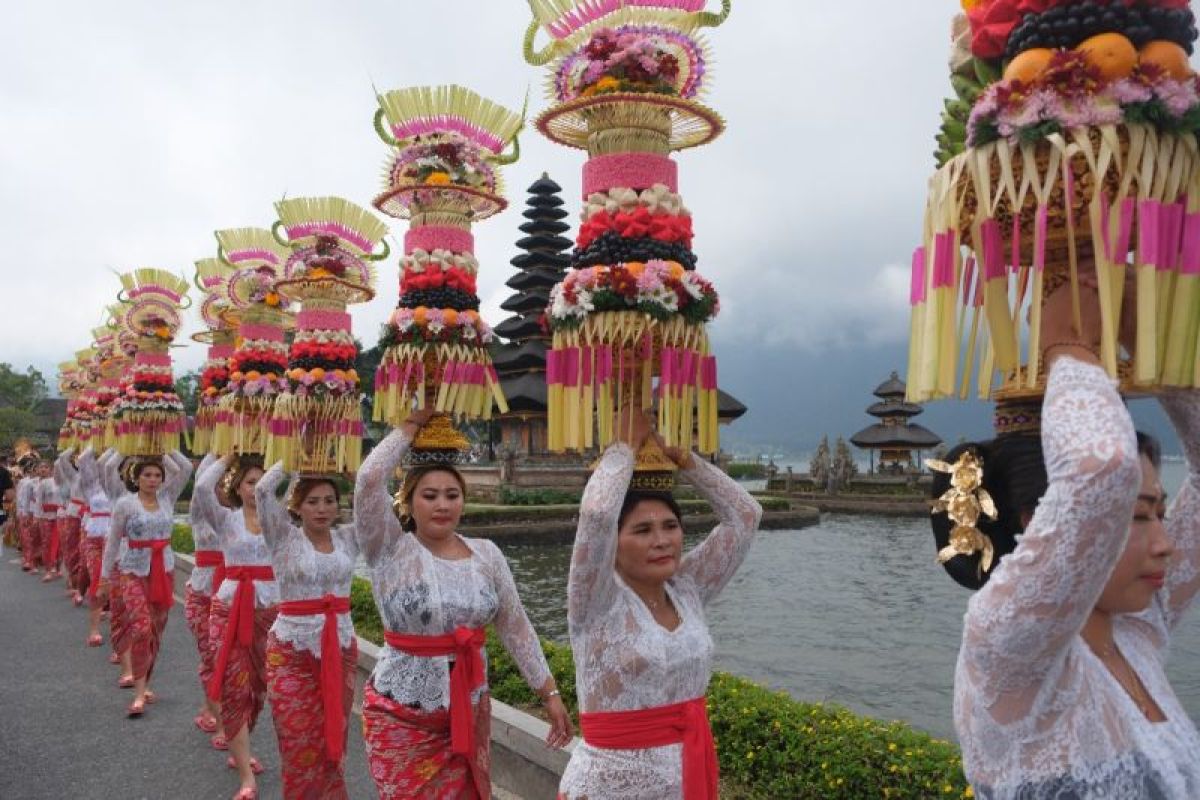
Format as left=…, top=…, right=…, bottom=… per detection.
left=580, top=697, right=718, bottom=800
left=193, top=549, right=226, bottom=592
left=41, top=504, right=60, bottom=513
left=128, top=539, right=173, bottom=608
left=207, top=565, right=275, bottom=701
left=278, top=595, right=352, bottom=762
left=88, top=511, right=111, bottom=518
left=384, top=626, right=486, bottom=758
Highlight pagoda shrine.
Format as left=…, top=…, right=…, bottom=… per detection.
left=850, top=372, right=940, bottom=474
left=490, top=174, right=573, bottom=457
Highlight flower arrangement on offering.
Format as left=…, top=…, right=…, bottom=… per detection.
left=211, top=227, right=293, bottom=456
left=371, top=85, right=520, bottom=462
left=909, top=0, right=1199, bottom=403
left=263, top=196, right=386, bottom=473
left=524, top=0, right=730, bottom=475
left=57, top=356, right=91, bottom=451
left=191, top=257, right=238, bottom=453
left=107, top=269, right=191, bottom=456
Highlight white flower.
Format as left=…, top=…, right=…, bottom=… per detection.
left=679, top=272, right=705, bottom=300
left=639, top=285, right=678, bottom=312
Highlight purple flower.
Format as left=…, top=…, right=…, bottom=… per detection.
left=1155, top=79, right=1199, bottom=117
left=1110, top=78, right=1153, bottom=105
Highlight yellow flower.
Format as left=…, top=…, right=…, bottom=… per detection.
left=964, top=788, right=975, bottom=798
left=425, top=171, right=452, bottom=186
left=888, top=742, right=897, bottom=751
left=595, top=76, right=621, bottom=92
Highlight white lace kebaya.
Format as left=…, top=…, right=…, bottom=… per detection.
left=255, top=463, right=357, bottom=657
left=101, top=452, right=192, bottom=578
left=190, top=458, right=279, bottom=609
left=352, top=428, right=551, bottom=711
left=956, top=357, right=1200, bottom=799
left=186, top=454, right=222, bottom=596
left=559, top=443, right=763, bottom=800
left=76, top=448, right=111, bottom=539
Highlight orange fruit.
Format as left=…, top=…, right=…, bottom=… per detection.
left=245, top=370, right=261, bottom=381
left=1139, top=40, right=1193, bottom=80
left=1076, top=32, right=1137, bottom=80
left=310, top=367, right=326, bottom=381
left=443, top=309, right=458, bottom=326
left=1003, top=48, right=1056, bottom=83
left=413, top=307, right=428, bottom=326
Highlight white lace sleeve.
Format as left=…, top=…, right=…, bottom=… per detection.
left=961, top=356, right=1141, bottom=721
left=483, top=540, right=552, bottom=691
left=78, top=448, right=101, bottom=500
left=188, top=454, right=219, bottom=529
left=162, top=450, right=193, bottom=504
left=1157, top=392, right=1200, bottom=631
left=353, top=428, right=410, bottom=568
left=255, top=462, right=293, bottom=553
left=99, top=449, right=126, bottom=502
left=102, top=496, right=131, bottom=577
left=568, top=443, right=635, bottom=630
left=677, top=457, right=762, bottom=605
left=55, top=449, right=76, bottom=488
left=193, top=456, right=236, bottom=545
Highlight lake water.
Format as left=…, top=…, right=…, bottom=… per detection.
left=497, top=462, right=1200, bottom=740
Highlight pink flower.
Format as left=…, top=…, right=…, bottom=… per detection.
left=1110, top=78, right=1152, bottom=105
left=1155, top=79, right=1199, bottom=117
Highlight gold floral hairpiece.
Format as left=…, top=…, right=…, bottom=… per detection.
left=929, top=451, right=998, bottom=576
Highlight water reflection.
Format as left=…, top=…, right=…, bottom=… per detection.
left=498, top=511, right=1200, bottom=740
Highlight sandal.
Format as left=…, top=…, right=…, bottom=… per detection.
left=226, top=756, right=264, bottom=775
left=107, top=652, right=119, bottom=664
left=87, top=634, right=104, bottom=647
left=143, top=690, right=157, bottom=704
left=126, top=698, right=146, bottom=718
left=118, top=675, right=134, bottom=688
left=194, top=713, right=218, bottom=734
left=232, top=788, right=257, bottom=800
left=73, top=593, right=84, bottom=607
left=210, top=734, right=229, bottom=751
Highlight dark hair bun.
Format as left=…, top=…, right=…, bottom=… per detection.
left=929, top=435, right=1047, bottom=590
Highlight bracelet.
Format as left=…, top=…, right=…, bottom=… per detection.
left=544, top=689, right=561, bottom=700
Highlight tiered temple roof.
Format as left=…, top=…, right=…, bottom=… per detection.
left=850, top=371, right=941, bottom=455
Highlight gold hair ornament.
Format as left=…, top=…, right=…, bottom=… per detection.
left=929, top=451, right=998, bottom=575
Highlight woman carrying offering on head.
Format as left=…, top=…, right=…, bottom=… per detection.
left=256, top=463, right=359, bottom=800
left=558, top=407, right=762, bottom=800
left=98, top=447, right=134, bottom=682
left=76, top=446, right=114, bottom=647
left=353, top=408, right=573, bottom=799
left=184, top=453, right=226, bottom=747
left=943, top=275, right=1200, bottom=798
left=97, top=450, right=193, bottom=717
left=192, top=453, right=277, bottom=800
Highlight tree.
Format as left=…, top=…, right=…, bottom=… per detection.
left=0, top=407, right=39, bottom=450
left=174, top=370, right=200, bottom=418
left=0, top=364, right=48, bottom=411
left=832, top=436, right=859, bottom=491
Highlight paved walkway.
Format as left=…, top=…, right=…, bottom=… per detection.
left=6, top=552, right=519, bottom=799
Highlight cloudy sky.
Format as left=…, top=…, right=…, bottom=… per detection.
left=2, top=1, right=1030, bottom=451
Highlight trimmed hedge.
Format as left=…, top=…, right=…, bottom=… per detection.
left=175, top=524, right=971, bottom=798
left=498, top=486, right=582, bottom=506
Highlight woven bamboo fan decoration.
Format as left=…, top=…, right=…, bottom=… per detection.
left=192, top=257, right=238, bottom=454
left=371, top=85, right=519, bottom=463
left=108, top=269, right=191, bottom=456
left=263, top=196, right=386, bottom=473
left=211, top=227, right=293, bottom=456
left=57, top=359, right=84, bottom=451
left=524, top=0, right=729, bottom=481
left=908, top=1, right=1200, bottom=403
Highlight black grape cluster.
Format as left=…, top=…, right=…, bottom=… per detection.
left=1004, top=1, right=1197, bottom=59
left=291, top=356, right=356, bottom=371
left=234, top=359, right=288, bottom=376
left=396, top=288, right=480, bottom=311
left=571, top=231, right=698, bottom=271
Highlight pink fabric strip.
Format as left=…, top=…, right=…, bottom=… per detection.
left=699, top=356, right=718, bottom=392
left=297, top=310, right=351, bottom=332
left=1139, top=200, right=1162, bottom=267
left=680, top=350, right=696, bottom=393
left=239, top=323, right=285, bottom=342
left=405, top=226, right=474, bottom=254
left=582, top=153, right=678, bottom=196
left=932, top=231, right=956, bottom=289
left=135, top=353, right=172, bottom=367
left=208, top=344, right=235, bottom=360
left=595, top=346, right=613, bottom=385
left=980, top=220, right=1006, bottom=281
left=581, top=347, right=594, bottom=386
left=910, top=247, right=927, bottom=306
left=659, top=347, right=675, bottom=397
left=126, top=286, right=183, bottom=304
left=546, top=350, right=562, bottom=385
left=1180, top=213, right=1200, bottom=276
left=564, top=348, right=580, bottom=389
